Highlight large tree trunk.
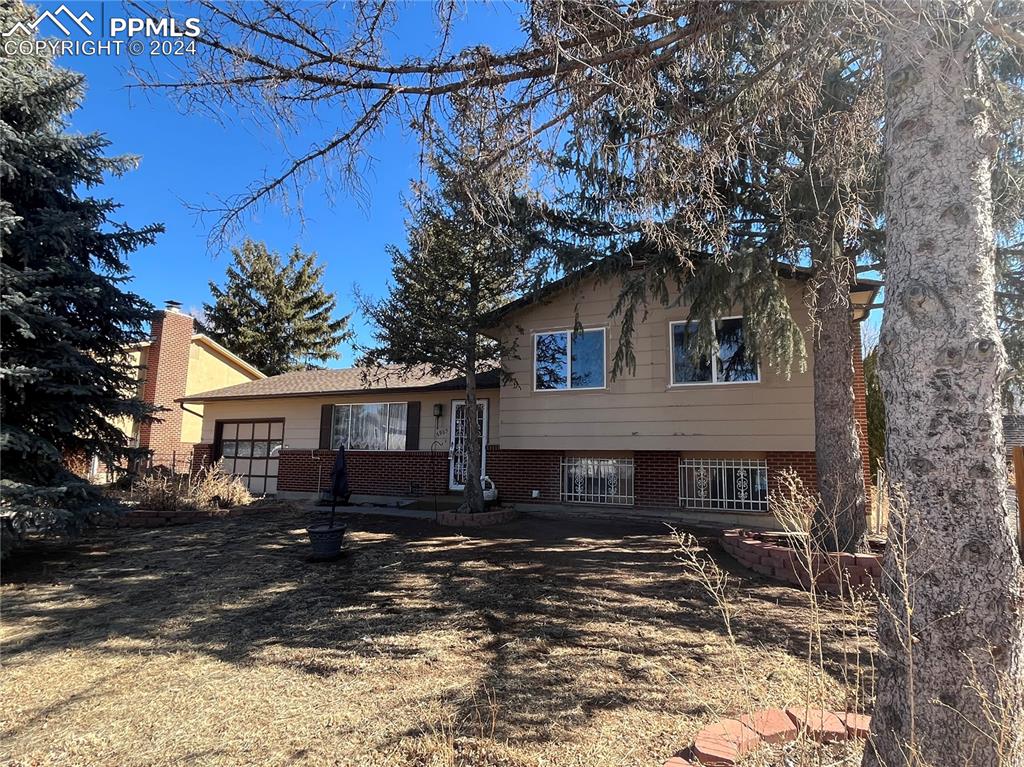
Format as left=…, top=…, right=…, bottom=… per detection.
left=462, top=364, right=486, bottom=514
left=865, top=6, right=1024, bottom=767
left=462, top=277, right=486, bottom=514
left=810, top=241, right=868, bottom=553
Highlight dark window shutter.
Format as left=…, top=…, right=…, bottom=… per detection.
left=319, top=404, right=334, bottom=450
left=405, top=401, right=421, bottom=451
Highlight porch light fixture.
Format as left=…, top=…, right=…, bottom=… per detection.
left=433, top=403, right=443, bottom=418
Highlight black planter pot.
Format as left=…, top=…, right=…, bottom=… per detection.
left=307, top=523, right=346, bottom=560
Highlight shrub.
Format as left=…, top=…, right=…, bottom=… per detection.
left=126, top=466, right=253, bottom=511
left=191, top=466, right=254, bottom=509
left=770, top=469, right=815, bottom=536
left=677, top=473, right=1020, bottom=766
left=129, top=474, right=187, bottom=511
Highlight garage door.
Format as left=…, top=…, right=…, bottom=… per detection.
left=218, top=420, right=283, bottom=495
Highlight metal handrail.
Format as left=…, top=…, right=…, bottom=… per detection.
left=430, top=439, right=447, bottom=519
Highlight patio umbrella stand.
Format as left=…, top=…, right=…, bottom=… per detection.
left=307, top=445, right=348, bottom=561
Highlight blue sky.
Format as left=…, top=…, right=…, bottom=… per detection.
left=44, top=1, right=523, bottom=365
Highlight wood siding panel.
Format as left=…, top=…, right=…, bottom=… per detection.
left=493, top=274, right=816, bottom=452
left=200, top=390, right=501, bottom=451
left=500, top=403, right=812, bottom=423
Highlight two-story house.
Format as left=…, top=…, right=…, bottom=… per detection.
left=178, top=269, right=879, bottom=525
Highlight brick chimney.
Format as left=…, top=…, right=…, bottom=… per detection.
left=136, top=301, right=195, bottom=461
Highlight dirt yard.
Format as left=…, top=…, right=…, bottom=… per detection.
left=0, top=509, right=873, bottom=767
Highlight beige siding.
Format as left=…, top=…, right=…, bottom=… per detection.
left=493, top=274, right=815, bottom=452
left=181, top=342, right=263, bottom=444
left=199, top=389, right=501, bottom=450
left=110, top=347, right=145, bottom=443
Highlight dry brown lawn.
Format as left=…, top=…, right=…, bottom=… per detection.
left=1, top=509, right=873, bottom=766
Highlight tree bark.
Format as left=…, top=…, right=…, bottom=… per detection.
left=462, top=273, right=486, bottom=514
left=810, top=240, right=868, bottom=553
left=462, top=361, right=486, bottom=514
left=865, top=6, right=1024, bottom=766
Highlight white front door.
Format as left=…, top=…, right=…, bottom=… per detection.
left=449, top=400, right=488, bottom=491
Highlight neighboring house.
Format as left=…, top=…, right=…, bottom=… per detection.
left=1004, top=414, right=1024, bottom=456
left=87, top=301, right=264, bottom=479
left=1004, top=415, right=1024, bottom=544
left=180, top=270, right=879, bottom=525
left=1004, top=414, right=1024, bottom=487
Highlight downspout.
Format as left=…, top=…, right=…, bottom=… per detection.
left=179, top=402, right=209, bottom=472
left=179, top=402, right=204, bottom=420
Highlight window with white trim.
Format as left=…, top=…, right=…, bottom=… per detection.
left=534, top=328, right=606, bottom=390
left=331, top=402, right=407, bottom=451
left=670, top=318, right=759, bottom=385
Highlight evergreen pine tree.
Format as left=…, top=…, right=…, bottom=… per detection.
left=361, top=146, right=539, bottom=513
left=863, top=344, right=885, bottom=480
left=0, top=1, right=163, bottom=555
left=204, top=240, right=351, bottom=376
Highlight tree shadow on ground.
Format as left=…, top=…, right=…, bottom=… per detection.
left=2, top=509, right=875, bottom=751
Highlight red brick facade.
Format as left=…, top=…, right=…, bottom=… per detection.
left=634, top=451, right=683, bottom=508
left=766, top=451, right=818, bottom=495
left=485, top=447, right=563, bottom=503
left=851, top=328, right=872, bottom=488
left=137, top=306, right=195, bottom=463
left=192, top=443, right=213, bottom=471
left=277, top=449, right=450, bottom=497
left=251, top=443, right=824, bottom=514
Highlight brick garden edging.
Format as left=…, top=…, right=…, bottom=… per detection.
left=720, top=529, right=882, bottom=595
left=664, top=707, right=872, bottom=766
left=436, top=508, right=519, bottom=527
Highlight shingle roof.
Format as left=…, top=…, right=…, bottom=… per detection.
left=180, top=365, right=499, bottom=403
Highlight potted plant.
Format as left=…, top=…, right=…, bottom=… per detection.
left=307, top=445, right=348, bottom=560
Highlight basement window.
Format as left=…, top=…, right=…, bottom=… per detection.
left=561, top=456, right=634, bottom=505
left=679, top=458, right=769, bottom=513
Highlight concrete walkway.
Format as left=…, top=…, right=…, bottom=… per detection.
left=303, top=496, right=774, bottom=533
left=304, top=501, right=439, bottom=521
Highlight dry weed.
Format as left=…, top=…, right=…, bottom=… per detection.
left=0, top=511, right=870, bottom=767
left=674, top=474, right=875, bottom=767
left=125, top=466, right=254, bottom=511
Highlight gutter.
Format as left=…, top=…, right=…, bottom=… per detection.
left=480, top=259, right=883, bottom=329
left=180, top=402, right=205, bottom=419
left=177, top=382, right=503, bottom=405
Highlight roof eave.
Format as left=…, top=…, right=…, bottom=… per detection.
left=190, top=334, right=266, bottom=379
left=482, top=262, right=884, bottom=330
left=178, top=381, right=501, bottom=405
left=850, top=281, right=882, bottom=323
